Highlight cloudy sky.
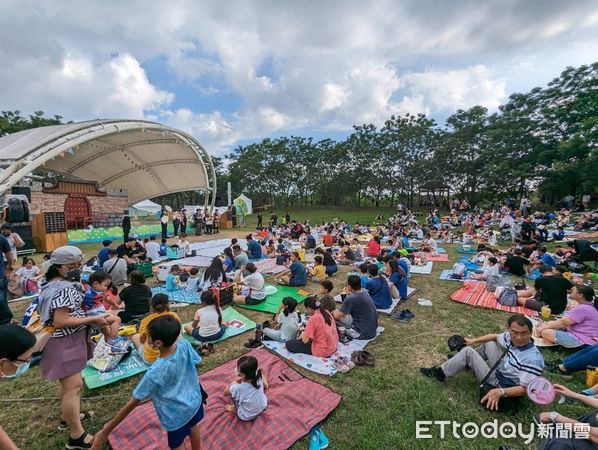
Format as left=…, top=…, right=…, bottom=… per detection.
left=1, top=0, right=596, bottom=156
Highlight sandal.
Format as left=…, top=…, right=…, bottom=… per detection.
left=58, top=411, right=94, bottom=431
left=65, top=431, right=92, bottom=449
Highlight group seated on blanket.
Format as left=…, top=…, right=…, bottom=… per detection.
left=420, top=315, right=544, bottom=412
left=515, top=265, right=573, bottom=314
left=534, top=285, right=597, bottom=348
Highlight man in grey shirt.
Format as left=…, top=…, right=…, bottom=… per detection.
left=103, top=249, right=128, bottom=287
left=233, top=244, right=249, bottom=268
left=333, top=274, right=378, bottom=339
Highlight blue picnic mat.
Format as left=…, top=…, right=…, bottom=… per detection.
left=457, top=247, right=477, bottom=254
left=151, top=286, right=201, bottom=304
left=457, top=257, right=481, bottom=271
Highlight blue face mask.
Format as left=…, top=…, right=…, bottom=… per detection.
left=0, top=360, right=31, bottom=381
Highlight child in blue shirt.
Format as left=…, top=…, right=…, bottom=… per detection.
left=166, top=265, right=180, bottom=292
left=92, top=315, right=204, bottom=450
left=358, top=262, right=370, bottom=288
left=159, top=238, right=168, bottom=257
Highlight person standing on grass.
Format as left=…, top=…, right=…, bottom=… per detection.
left=0, top=230, right=13, bottom=325
left=38, top=246, right=109, bottom=449
left=91, top=315, right=204, bottom=450
left=122, top=210, right=131, bottom=241
left=420, top=315, right=544, bottom=412
left=180, top=209, right=188, bottom=234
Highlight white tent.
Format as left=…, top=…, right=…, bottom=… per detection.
left=234, top=194, right=253, bottom=215
left=131, top=199, right=162, bottom=216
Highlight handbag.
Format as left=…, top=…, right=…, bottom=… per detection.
left=478, top=343, right=521, bottom=413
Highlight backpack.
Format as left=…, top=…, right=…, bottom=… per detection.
left=486, top=275, right=512, bottom=292
left=452, top=262, right=466, bottom=277
left=497, top=287, right=518, bottom=307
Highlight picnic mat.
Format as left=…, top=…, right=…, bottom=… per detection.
left=81, top=349, right=149, bottom=389
left=529, top=318, right=558, bottom=347
left=450, top=281, right=538, bottom=317
left=410, top=262, right=433, bottom=275
left=237, top=285, right=310, bottom=314
left=439, top=270, right=469, bottom=282
left=253, top=258, right=287, bottom=275
left=108, top=348, right=341, bottom=450
left=151, top=286, right=201, bottom=304
left=182, top=307, right=255, bottom=345
left=457, top=256, right=482, bottom=272
left=263, top=327, right=384, bottom=376
left=525, top=269, right=541, bottom=281
left=415, top=252, right=449, bottom=262
left=457, top=247, right=478, bottom=254
left=333, top=287, right=416, bottom=315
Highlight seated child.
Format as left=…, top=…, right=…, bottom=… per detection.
left=224, top=355, right=269, bottom=421
left=93, top=315, right=204, bottom=450
left=185, top=267, right=201, bottom=292
left=262, top=297, right=299, bottom=342
left=132, top=294, right=181, bottom=364
left=82, top=270, right=121, bottom=342
left=166, top=265, right=180, bottom=292
left=358, top=263, right=370, bottom=288
left=184, top=291, right=229, bottom=342
left=15, top=257, right=41, bottom=294
left=159, top=238, right=169, bottom=257
left=308, top=255, right=326, bottom=282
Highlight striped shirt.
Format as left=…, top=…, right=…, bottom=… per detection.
left=496, top=332, right=544, bottom=388
left=47, top=286, right=87, bottom=338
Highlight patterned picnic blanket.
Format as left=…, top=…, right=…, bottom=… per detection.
left=409, top=262, right=433, bottom=275
left=109, top=348, right=341, bottom=450
left=151, top=286, right=201, bottom=304
left=415, top=252, right=449, bottom=262
left=450, top=281, right=538, bottom=317
left=439, top=270, right=470, bottom=282
left=263, top=327, right=384, bottom=376
left=253, top=258, right=288, bottom=275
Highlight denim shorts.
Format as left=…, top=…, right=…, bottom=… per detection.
left=167, top=405, right=204, bottom=449
left=554, top=330, right=584, bottom=348
left=192, top=325, right=225, bottom=342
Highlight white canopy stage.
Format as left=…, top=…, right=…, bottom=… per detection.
left=0, top=119, right=217, bottom=207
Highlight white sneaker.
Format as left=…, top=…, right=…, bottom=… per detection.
left=418, top=298, right=433, bottom=307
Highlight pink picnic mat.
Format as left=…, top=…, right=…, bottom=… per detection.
left=415, top=252, right=449, bottom=262
left=450, top=281, right=538, bottom=317
left=109, top=348, right=341, bottom=450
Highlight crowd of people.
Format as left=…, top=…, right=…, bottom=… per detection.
left=0, top=192, right=596, bottom=449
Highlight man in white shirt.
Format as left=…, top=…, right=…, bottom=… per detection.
left=145, top=235, right=161, bottom=261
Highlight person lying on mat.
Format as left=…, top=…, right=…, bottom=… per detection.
left=516, top=265, right=572, bottom=314
left=224, top=355, right=269, bottom=421
left=333, top=275, right=379, bottom=339
left=132, top=294, right=180, bottom=364
left=232, top=263, right=266, bottom=305
left=277, top=252, right=307, bottom=287
left=420, top=315, right=544, bottom=411
left=363, top=265, right=392, bottom=309
left=262, top=297, right=300, bottom=342
left=0, top=324, right=36, bottom=450
left=285, top=296, right=338, bottom=357
left=184, top=291, right=229, bottom=342
left=92, top=315, right=204, bottom=450
left=470, top=257, right=500, bottom=281
left=535, top=285, right=598, bottom=348
left=533, top=384, right=598, bottom=448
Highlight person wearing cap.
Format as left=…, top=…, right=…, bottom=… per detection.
left=97, top=240, right=113, bottom=266
left=103, top=249, right=128, bottom=287
left=37, top=246, right=109, bottom=449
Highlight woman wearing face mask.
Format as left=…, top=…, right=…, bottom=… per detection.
left=0, top=323, right=36, bottom=449
left=37, top=246, right=108, bottom=449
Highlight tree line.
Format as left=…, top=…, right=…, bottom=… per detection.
left=2, top=62, right=595, bottom=210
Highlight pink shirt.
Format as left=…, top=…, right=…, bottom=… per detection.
left=367, top=239, right=381, bottom=257
left=565, top=303, right=598, bottom=345
left=304, top=310, right=339, bottom=358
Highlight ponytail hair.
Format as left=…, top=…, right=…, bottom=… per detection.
left=237, top=355, right=262, bottom=389
left=576, top=285, right=597, bottom=309
left=304, top=295, right=332, bottom=326
left=201, top=291, right=222, bottom=325
left=282, top=296, right=297, bottom=316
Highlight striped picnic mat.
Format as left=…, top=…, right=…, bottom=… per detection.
left=253, top=258, right=288, bottom=275
left=415, top=252, right=449, bottom=262
left=450, top=281, right=538, bottom=317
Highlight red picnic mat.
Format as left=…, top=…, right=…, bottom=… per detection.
left=450, top=281, right=538, bottom=317
left=415, top=252, right=449, bottom=262
left=109, top=348, right=341, bottom=450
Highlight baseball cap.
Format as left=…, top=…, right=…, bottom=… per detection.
left=42, top=246, right=83, bottom=269
left=102, top=239, right=113, bottom=246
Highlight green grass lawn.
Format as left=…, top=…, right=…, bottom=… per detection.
left=1, top=211, right=594, bottom=449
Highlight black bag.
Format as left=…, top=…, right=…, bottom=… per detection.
left=478, top=344, right=521, bottom=413
left=447, top=335, right=466, bottom=352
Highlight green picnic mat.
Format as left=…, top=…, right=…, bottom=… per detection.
left=81, top=349, right=149, bottom=389
left=182, top=307, right=256, bottom=345
left=237, top=285, right=310, bottom=314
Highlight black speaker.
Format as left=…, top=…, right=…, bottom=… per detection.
left=10, top=224, right=35, bottom=252
left=214, top=195, right=224, bottom=207
left=12, top=186, right=31, bottom=201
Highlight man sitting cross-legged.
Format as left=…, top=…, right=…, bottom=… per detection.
left=420, top=315, right=544, bottom=411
